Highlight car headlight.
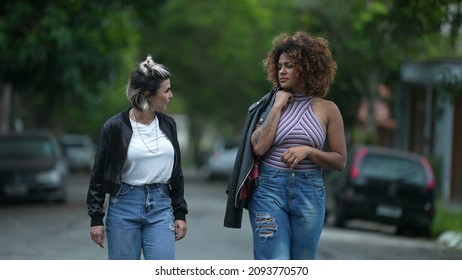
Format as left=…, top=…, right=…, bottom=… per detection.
left=36, top=169, right=62, bottom=184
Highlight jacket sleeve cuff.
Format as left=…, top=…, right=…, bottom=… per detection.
left=174, top=210, right=186, bottom=222
left=90, top=214, right=105, bottom=227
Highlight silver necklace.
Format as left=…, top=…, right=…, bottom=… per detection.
left=133, top=111, right=158, bottom=155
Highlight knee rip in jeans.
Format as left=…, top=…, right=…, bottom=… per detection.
left=169, top=223, right=175, bottom=232
left=255, top=212, right=277, bottom=240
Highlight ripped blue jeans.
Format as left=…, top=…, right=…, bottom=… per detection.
left=248, top=163, right=325, bottom=260
left=106, top=183, right=175, bottom=260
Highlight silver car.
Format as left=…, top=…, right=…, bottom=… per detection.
left=204, top=139, right=239, bottom=181
left=0, top=129, right=68, bottom=203
left=59, top=134, right=95, bottom=172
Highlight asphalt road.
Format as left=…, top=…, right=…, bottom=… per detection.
left=0, top=170, right=253, bottom=260
left=0, top=169, right=461, bottom=260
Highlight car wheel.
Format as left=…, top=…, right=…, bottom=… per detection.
left=395, top=226, right=408, bottom=236
left=54, top=197, right=67, bottom=204
left=414, top=226, right=431, bottom=237
left=396, top=226, right=420, bottom=237
left=51, top=188, right=67, bottom=204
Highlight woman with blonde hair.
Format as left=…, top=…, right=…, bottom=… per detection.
left=87, top=55, right=188, bottom=259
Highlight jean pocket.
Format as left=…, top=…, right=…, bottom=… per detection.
left=257, top=174, right=272, bottom=185
left=116, top=184, right=132, bottom=196
left=157, top=187, right=171, bottom=198
left=308, top=176, right=325, bottom=189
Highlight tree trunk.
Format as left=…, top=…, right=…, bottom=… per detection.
left=0, top=83, right=12, bottom=134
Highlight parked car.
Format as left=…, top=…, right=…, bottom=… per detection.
left=0, top=129, right=68, bottom=203
left=203, top=139, right=239, bottom=181
left=328, top=145, right=435, bottom=236
left=59, top=134, right=95, bottom=172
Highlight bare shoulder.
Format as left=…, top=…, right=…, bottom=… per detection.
left=312, top=97, right=341, bottom=118
left=312, top=97, right=338, bottom=109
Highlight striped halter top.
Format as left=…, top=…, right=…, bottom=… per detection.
left=261, top=93, right=326, bottom=171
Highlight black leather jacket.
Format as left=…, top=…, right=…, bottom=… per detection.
left=224, top=88, right=277, bottom=228
left=86, top=109, right=188, bottom=226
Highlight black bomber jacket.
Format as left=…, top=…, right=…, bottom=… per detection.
left=224, top=88, right=277, bottom=228
left=86, top=109, right=188, bottom=226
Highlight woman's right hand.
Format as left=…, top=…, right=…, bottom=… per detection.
left=90, top=225, right=105, bottom=248
left=274, top=89, right=293, bottom=109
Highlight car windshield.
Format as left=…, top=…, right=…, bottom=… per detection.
left=360, top=154, right=427, bottom=185
left=62, top=142, right=85, bottom=148
left=0, top=138, right=54, bottom=159
left=60, top=135, right=93, bottom=149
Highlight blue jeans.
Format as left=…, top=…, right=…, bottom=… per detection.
left=248, top=163, right=325, bottom=260
left=106, top=183, right=175, bottom=260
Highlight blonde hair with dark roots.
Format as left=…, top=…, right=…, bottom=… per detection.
left=263, top=31, right=337, bottom=97
left=126, top=55, right=171, bottom=112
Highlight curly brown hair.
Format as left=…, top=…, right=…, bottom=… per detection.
left=263, top=31, right=337, bottom=97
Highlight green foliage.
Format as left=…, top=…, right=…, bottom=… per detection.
left=292, top=0, right=455, bottom=134
left=437, top=67, right=462, bottom=104
left=0, top=0, right=153, bottom=136
left=428, top=154, right=443, bottom=200
left=1, top=0, right=460, bottom=146
left=351, top=127, right=377, bottom=145
left=432, top=202, right=462, bottom=237
left=153, top=1, right=258, bottom=126
left=149, top=0, right=301, bottom=150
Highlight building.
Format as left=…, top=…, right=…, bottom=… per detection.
left=396, top=60, right=462, bottom=203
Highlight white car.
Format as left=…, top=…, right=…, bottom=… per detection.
left=59, top=134, right=95, bottom=172
left=204, top=140, right=239, bottom=181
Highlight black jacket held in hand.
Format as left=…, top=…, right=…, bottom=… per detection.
left=86, top=109, right=188, bottom=227
left=224, top=88, right=277, bottom=228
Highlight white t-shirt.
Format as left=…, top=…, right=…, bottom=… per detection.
left=122, top=117, right=174, bottom=185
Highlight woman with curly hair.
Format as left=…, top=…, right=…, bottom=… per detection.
left=248, top=31, right=347, bottom=259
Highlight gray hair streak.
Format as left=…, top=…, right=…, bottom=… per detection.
left=139, top=55, right=170, bottom=78
left=126, top=55, right=171, bottom=112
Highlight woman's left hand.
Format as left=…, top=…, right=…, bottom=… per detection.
left=175, top=220, right=187, bottom=241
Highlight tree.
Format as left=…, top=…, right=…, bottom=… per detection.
left=0, top=0, right=166, bottom=135
left=295, top=0, right=455, bottom=141
left=150, top=0, right=299, bottom=161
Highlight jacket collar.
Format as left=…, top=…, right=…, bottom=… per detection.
left=122, top=108, right=131, bottom=127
